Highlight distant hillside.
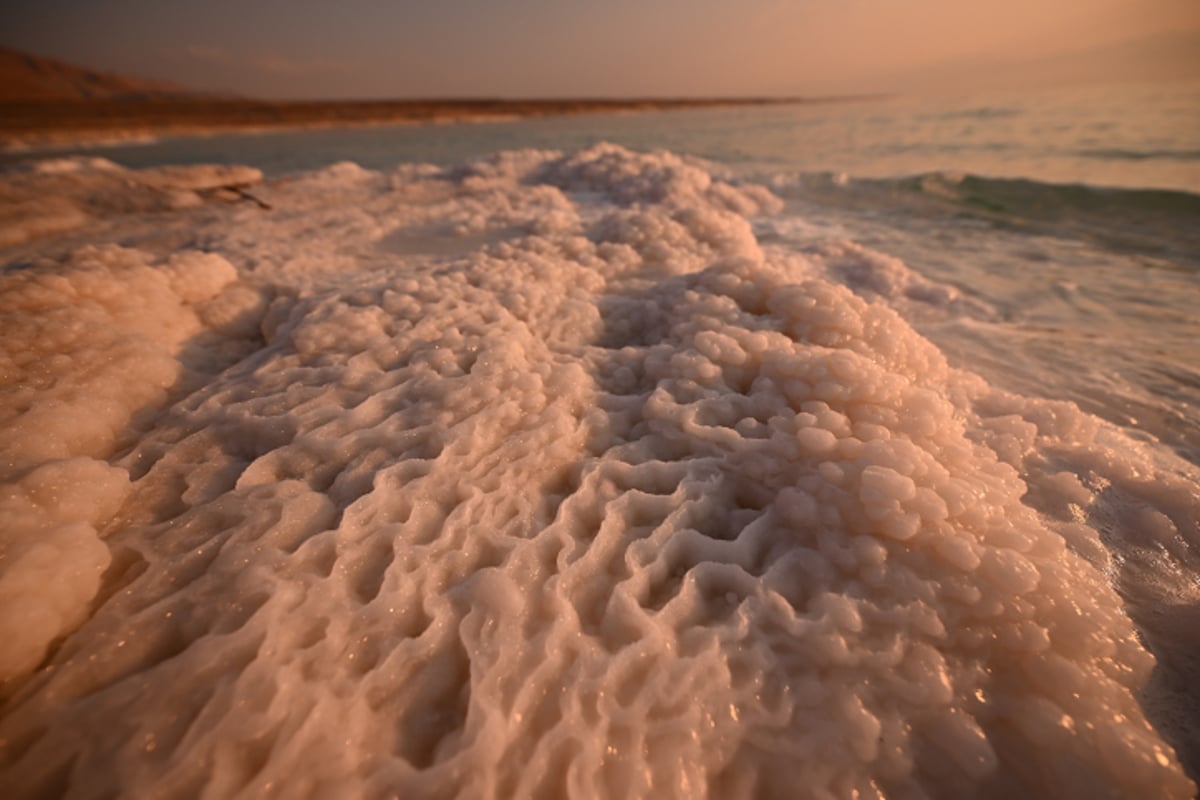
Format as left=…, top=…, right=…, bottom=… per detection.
left=0, top=48, right=198, bottom=102
left=1014, top=29, right=1200, bottom=85
left=0, top=47, right=816, bottom=151
left=889, top=29, right=1200, bottom=93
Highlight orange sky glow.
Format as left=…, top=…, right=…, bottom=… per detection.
left=0, top=0, right=1197, bottom=98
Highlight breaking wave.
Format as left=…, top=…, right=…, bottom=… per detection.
left=769, top=169, right=1200, bottom=266
left=899, top=171, right=1200, bottom=221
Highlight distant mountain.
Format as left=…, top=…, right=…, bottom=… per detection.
left=890, top=29, right=1200, bottom=93
left=987, top=29, right=1200, bottom=88
left=0, top=48, right=199, bottom=102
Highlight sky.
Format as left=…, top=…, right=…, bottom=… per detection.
left=1, top=0, right=1198, bottom=99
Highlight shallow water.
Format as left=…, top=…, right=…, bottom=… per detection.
left=1, top=82, right=1199, bottom=798
left=7, top=81, right=1199, bottom=189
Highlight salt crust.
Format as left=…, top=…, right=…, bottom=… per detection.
left=0, top=145, right=1196, bottom=798
left=0, top=159, right=263, bottom=247
left=0, top=243, right=250, bottom=681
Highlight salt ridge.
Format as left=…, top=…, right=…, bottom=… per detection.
left=0, top=144, right=1196, bottom=798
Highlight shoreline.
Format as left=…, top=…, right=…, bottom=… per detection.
left=0, top=96, right=846, bottom=153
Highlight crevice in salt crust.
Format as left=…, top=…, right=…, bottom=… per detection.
left=0, top=144, right=1196, bottom=799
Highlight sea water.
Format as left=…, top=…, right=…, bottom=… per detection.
left=0, top=80, right=1198, bottom=798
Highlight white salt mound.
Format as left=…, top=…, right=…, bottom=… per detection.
left=0, top=158, right=264, bottom=247
left=0, top=244, right=243, bottom=681
left=0, top=144, right=1196, bottom=799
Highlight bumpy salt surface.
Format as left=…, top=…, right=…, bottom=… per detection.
left=0, top=158, right=263, bottom=247
left=0, top=145, right=1197, bottom=798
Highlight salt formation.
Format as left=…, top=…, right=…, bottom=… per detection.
left=0, top=158, right=264, bottom=246
left=0, top=244, right=254, bottom=681
left=0, top=145, right=1196, bottom=798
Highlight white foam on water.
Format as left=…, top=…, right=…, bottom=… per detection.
left=0, top=144, right=1196, bottom=798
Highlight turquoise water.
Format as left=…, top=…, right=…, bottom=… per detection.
left=11, top=81, right=1199, bottom=190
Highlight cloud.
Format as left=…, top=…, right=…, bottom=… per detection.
left=184, top=44, right=351, bottom=76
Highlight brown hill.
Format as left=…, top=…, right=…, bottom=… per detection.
left=0, top=48, right=813, bottom=150
left=0, top=48, right=197, bottom=102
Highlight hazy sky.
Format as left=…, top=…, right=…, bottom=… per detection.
left=2, top=0, right=1198, bottom=98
